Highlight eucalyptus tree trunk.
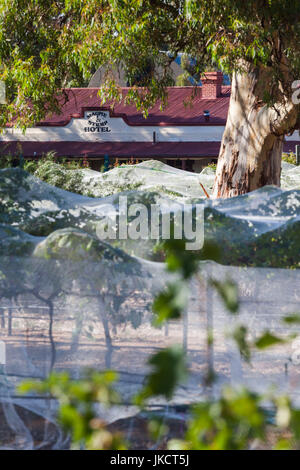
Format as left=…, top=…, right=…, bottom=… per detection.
left=213, top=69, right=298, bottom=198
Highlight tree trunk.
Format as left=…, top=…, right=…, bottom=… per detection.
left=213, top=69, right=298, bottom=198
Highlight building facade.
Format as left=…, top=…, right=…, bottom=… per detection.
left=1, top=72, right=299, bottom=172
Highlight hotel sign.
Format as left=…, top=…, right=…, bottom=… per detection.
left=84, top=111, right=111, bottom=133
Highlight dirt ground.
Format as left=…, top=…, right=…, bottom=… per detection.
left=0, top=402, right=62, bottom=450
left=0, top=405, right=297, bottom=450
left=1, top=275, right=300, bottom=450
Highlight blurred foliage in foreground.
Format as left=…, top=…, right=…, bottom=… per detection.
left=20, top=238, right=300, bottom=450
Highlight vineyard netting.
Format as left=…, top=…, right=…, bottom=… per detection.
left=0, top=162, right=299, bottom=449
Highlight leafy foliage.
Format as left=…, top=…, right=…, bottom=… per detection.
left=282, top=153, right=297, bottom=165
left=211, top=278, right=239, bottom=314
left=19, top=235, right=300, bottom=449
left=34, top=157, right=84, bottom=194
left=136, top=346, right=188, bottom=404
left=0, top=155, right=15, bottom=169
left=153, top=281, right=188, bottom=325
left=170, top=388, right=266, bottom=450
left=255, top=332, right=286, bottom=350
left=19, top=370, right=127, bottom=450
left=1, top=1, right=300, bottom=127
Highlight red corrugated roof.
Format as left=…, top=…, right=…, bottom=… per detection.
left=0, top=141, right=221, bottom=158
left=3, top=86, right=298, bottom=159
left=36, top=87, right=230, bottom=127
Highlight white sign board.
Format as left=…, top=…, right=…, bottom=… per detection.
left=0, top=108, right=226, bottom=143
left=84, top=111, right=111, bottom=134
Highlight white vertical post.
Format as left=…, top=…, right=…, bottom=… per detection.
left=0, top=341, right=6, bottom=366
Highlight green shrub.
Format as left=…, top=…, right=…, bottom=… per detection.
left=34, top=160, right=83, bottom=193
left=0, top=154, right=14, bottom=169
left=282, top=152, right=297, bottom=165
left=23, top=159, right=38, bottom=174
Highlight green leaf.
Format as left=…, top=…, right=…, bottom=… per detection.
left=232, top=325, right=251, bottom=363
left=153, top=281, right=188, bottom=325
left=136, top=346, right=188, bottom=403
left=255, top=332, right=285, bottom=350
left=148, top=417, right=168, bottom=441
left=211, top=279, right=239, bottom=314
left=283, top=314, right=300, bottom=325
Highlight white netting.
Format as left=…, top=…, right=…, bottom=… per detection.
left=40, top=158, right=299, bottom=200
left=0, top=163, right=299, bottom=448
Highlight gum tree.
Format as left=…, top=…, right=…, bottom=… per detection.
left=88, top=0, right=300, bottom=197
left=1, top=1, right=300, bottom=197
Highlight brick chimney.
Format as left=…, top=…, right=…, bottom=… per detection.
left=201, top=71, right=223, bottom=99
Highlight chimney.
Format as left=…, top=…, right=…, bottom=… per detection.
left=201, top=71, right=223, bottom=99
